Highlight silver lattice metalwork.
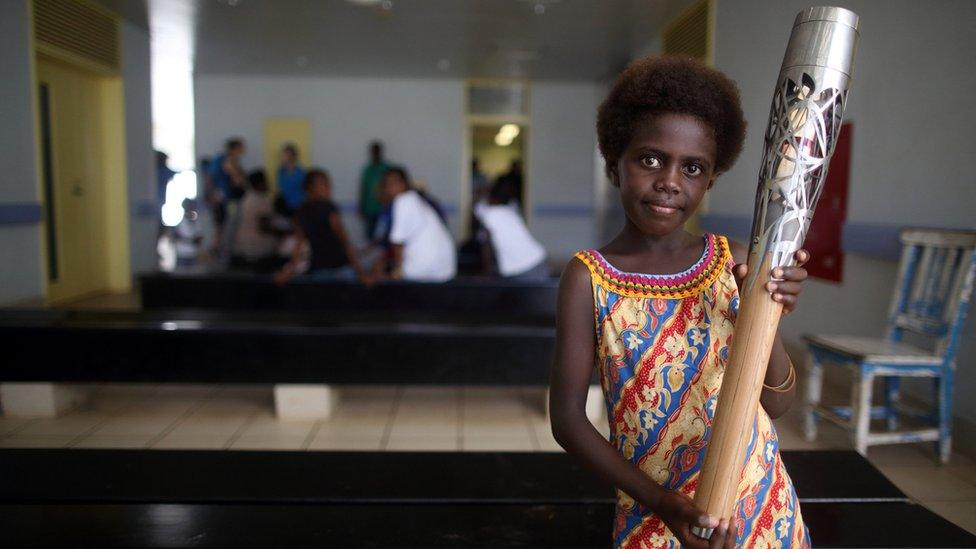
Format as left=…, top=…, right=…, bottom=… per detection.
left=743, top=7, right=860, bottom=294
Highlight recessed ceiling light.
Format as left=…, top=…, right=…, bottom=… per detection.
left=295, top=56, right=308, bottom=67
left=437, top=58, right=451, bottom=71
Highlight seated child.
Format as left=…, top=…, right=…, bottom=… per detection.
left=474, top=182, right=549, bottom=280
left=231, top=170, right=278, bottom=271
left=548, top=56, right=812, bottom=548
left=367, top=167, right=456, bottom=283
left=274, top=169, right=362, bottom=283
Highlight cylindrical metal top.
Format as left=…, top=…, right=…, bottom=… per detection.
left=794, top=6, right=859, bottom=30
left=781, top=6, right=860, bottom=78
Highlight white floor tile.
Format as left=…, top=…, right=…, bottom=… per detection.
left=386, top=435, right=459, bottom=451
left=0, top=434, right=77, bottom=448
left=229, top=433, right=308, bottom=450
left=15, top=413, right=108, bottom=437
left=90, top=416, right=181, bottom=437
left=307, top=433, right=383, bottom=451
left=922, top=500, right=976, bottom=534
left=70, top=434, right=153, bottom=449
left=461, top=434, right=535, bottom=451
left=152, top=433, right=232, bottom=449
left=878, top=464, right=976, bottom=501
left=0, top=417, right=30, bottom=435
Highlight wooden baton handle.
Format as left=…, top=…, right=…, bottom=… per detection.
left=691, top=251, right=784, bottom=532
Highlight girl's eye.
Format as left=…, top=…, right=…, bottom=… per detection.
left=641, top=156, right=662, bottom=169
left=685, top=164, right=703, bottom=176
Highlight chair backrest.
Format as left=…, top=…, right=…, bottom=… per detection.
left=886, top=229, right=976, bottom=362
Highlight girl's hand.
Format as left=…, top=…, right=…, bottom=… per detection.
left=733, top=249, right=810, bottom=315
left=654, top=491, right=734, bottom=548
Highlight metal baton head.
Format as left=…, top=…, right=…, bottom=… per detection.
left=742, top=6, right=859, bottom=294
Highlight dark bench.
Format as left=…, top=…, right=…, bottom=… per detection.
left=139, top=272, right=559, bottom=316
left=2, top=449, right=972, bottom=547
left=0, top=309, right=554, bottom=385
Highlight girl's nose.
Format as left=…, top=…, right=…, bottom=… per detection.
left=653, top=167, right=681, bottom=195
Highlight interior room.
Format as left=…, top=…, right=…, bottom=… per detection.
left=0, top=0, right=974, bottom=546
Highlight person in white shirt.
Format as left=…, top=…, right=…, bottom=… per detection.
left=474, top=182, right=549, bottom=280
left=368, top=167, right=456, bottom=283
left=231, top=170, right=278, bottom=269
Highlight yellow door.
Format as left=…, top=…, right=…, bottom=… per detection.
left=264, top=118, right=311, bottom=193
left=37, top=57, right=109, bottom=303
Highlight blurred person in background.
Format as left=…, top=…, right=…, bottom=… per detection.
left=358, top=140, right=389, bottom=240
left=495, top=159, right=524, bottom=209
left=366, top=167, right=456, bottom=283
left=276, top=143, right=306, bottom=217
left=205, top=137, right=247, bottom=257
left=231, top=170, right=279, bottom=272
left=475, top=181, right=548, bottom=280
left=174, top=199, right=203, bottom=268
left=275, top=169, right=363, bottom=284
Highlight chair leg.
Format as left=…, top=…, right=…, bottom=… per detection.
left=884, top=377, right=901, bottom=431
left=851, top=369, right=873, bottom=456
left=803, top=352, right=822, bottom=441
left=937, top=373, right=954, bottom=464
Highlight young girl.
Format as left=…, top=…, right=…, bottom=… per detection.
left=549, top=56, right=811, bottom=548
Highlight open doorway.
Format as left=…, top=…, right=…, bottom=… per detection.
left=472, top=123, right=526, bottom=207
left=458, top=122, right=528, bottom=276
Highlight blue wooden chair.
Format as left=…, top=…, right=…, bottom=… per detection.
left=803, top=229, right=976, bottom=463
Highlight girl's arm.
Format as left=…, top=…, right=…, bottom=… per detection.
left=549, top=259, right=728, bottom=549
left=729, top=241, right=807, bottom=419
left=329, top=211, right=364, bottom=278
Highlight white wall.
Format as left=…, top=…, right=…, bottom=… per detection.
left=195, top=75, right=602, bottom=259
left=527, top=82, right=602, bottom=263
left=121, top=20, right=158, bottom=274
left=0, top=0, right=43, bottom=304
left=710, top=0, right=976, bottom=448
left=194, top=75, right=465, bottom=239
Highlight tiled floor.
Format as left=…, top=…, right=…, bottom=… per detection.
left=0, top=382, right=974, bottom=535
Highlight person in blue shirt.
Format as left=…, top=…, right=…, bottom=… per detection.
left=276, top=143, right=306, bottom=216
left=205, top=138, right=247, bottom=255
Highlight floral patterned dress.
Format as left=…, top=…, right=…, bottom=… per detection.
left=575, top=234, right=809, bottom=549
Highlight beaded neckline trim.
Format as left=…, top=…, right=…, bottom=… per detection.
left=576, top=234, right=730, bottom=299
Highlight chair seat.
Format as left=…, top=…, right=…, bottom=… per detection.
left=804, top=334, right=943, bottom=366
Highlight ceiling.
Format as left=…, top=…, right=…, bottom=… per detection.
left=98, top=0, right=697, bottom=81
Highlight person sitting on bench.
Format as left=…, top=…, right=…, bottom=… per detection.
left=231, top=170, right=279, bottom=272
left=474, top=181, right=549, bottom=280
left=274, top=169, right=363, bottom=283
left=366, top=167, right=456, bottom=283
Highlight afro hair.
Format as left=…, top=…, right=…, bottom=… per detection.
left=597, top=55, right=746, bottom=176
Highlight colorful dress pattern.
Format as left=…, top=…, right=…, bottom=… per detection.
left=575, top=234, right=809, bottom=549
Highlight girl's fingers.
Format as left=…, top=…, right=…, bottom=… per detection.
left=773, top=293, right=798, bottom=310
left=794, top=248, right=811, bottom=266
left=708, top=520, right=729, bottom=549
left=770, top=266, right=807, bottom=282
left=766, top=281, right=803, bottom=296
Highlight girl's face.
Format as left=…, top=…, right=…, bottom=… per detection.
left=610, top=112, right=718, bottom=238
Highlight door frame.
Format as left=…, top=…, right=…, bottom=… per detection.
left=461, top=79, right=532, bottom=240
left=29, top=0, right=130, bottom=303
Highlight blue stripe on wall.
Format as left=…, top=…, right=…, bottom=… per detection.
left=335, top=201, right=594, bottom=218
left=0, top=203, right=42, bottom=225
left=699, top=213, right=974, bottom=261
left=699, top=213, right=752, bottom=239
left=533, top=204, right=594, bottom=217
